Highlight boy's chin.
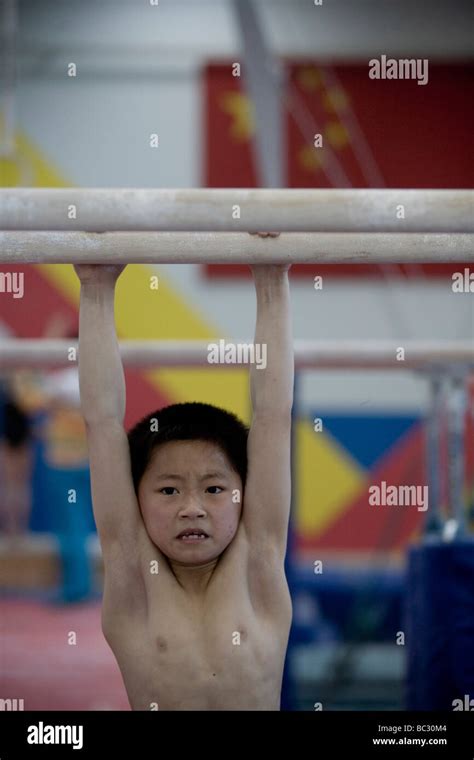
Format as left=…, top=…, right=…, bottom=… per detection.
left=152, top=534, right=235, bottom=564
left=169, top=549, right=222, bottom=568
left=164, top=539, right=226, bottom=565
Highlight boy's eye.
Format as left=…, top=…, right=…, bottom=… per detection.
left=159, top=487, right=178, bottom=495
left=206, top=486, right=223, bottom=494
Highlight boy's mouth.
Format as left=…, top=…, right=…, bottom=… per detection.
left=177, top=529, right=209, bottom=542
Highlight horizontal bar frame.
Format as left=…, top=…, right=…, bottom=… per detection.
left=0, top=232, right=472, bottom=264
left=1, top=188, right=473, bottom=233
left=1, top=339, right=473, bottom=370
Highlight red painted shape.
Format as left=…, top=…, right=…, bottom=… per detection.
left=123, top=368, right=171, bottom=430
left=298, top=402, right=474, bottom=553
left=0, top=265, right=77, bottom=337
left=298, top=424, right=426, bottom=553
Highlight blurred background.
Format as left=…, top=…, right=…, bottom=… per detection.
left=0, top=0, right=473, bottom=711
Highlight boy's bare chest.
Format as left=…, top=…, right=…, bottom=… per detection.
left=150, top=594, right=256, bottom=662
left=109, top=586, right=289, bottom=710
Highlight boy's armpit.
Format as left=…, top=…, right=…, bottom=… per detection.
left=101, top=528, right=178, bottom=637
left=243, top=533, right=292, bottom=618
left=101, top=537, right=147, bottom=623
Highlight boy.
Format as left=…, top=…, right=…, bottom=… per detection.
left=74, top=260, right=293, bottom=710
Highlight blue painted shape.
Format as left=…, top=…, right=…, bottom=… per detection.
left=312, top=412, right=419, bottom=470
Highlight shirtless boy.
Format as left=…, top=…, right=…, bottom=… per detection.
left=74, top=260, right=293, bottom=710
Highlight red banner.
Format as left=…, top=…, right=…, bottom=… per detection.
left=204, top=62, right=473, bottom=279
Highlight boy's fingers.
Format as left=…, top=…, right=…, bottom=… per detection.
left=73, top=263, right=126, bottom=282
left=248, top=263, right=292, bottom=275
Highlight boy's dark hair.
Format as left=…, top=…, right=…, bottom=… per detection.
left=127, top=402, right=249, bottom=494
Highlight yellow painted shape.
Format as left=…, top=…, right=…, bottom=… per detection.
left=296, top=66, right=323, bottom=92
left=323, top=88, right=349, bottom=114
left=298, top=144, right=322, bottom=172
left=219, top=92, right=255, bottom=141
left=0, top=118, right=69, bottom=187
left=39, top=263, right=250, bottom=422
left=295, top=419, right=365, bottom=536
left=325, top=121, right=349, bottom=149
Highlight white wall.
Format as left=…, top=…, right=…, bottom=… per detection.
left=17, top=0, right=474, bottom=64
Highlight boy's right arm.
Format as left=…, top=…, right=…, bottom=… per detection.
left=75, top=265, right=145, bottom=578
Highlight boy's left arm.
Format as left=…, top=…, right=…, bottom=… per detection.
left=243, top=263, right=294, bottom=561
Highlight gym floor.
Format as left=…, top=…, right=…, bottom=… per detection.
left=1, top=598, right=129, bottom=711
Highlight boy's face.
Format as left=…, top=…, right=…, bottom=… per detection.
left=138, top=439, right=243, bottom=565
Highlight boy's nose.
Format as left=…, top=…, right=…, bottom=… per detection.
left=179, top=500, right=206, bottom=518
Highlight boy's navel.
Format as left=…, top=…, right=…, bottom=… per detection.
left=156, top=636, right=168, bottom=652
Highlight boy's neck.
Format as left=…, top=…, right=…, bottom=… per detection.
left=169, top=557, right=219, bottom=596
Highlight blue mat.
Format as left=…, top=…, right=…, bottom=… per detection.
left=406, top=540, right=474, bottom=710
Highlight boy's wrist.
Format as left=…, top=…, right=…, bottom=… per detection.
left=251, top=266, right=290, bottom=285
left=74, top=264, right=125, bottom=288
left=79, top=278, right=117, bottom=295
left=252, top=271, right=290, bottom=298
left=79, top=282, right=117, bottom=310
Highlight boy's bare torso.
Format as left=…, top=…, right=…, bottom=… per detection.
left=102, top=523, right=292, bottom=711
left=75, top=262, right=294, bottom=711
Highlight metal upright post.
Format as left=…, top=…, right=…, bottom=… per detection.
left=423, top=372, right=445, bottom=537
left=445, top=370, right=469, bottom=539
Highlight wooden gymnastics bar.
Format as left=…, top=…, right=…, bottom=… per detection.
left=0, top=339, right=473, bottom=370
left=0, top=231, right=473, bottom=264
left=0, top=188, right=473, bottom=233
